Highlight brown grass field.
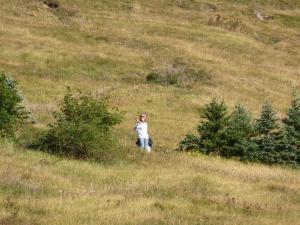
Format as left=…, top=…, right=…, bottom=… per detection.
left=0, top=0, right=300, bottom=224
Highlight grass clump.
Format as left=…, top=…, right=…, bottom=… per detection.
left=38, top=87, right=123, bottom=162
left=275, top=14, right=300, bottom=28
left=176, top=0, right=217, bottom=12
left=146, top=64, right=212, bottom=87
left=42, top=0, right=60, bottom=9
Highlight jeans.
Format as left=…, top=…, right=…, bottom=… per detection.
left=138, top=138, right=151, bottom=152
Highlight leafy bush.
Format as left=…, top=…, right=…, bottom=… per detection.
left=39, top=88, right=123, bottom=162
left=0, top=72, right=29, bottom=137
left=41, top=121, right=120, bottom=161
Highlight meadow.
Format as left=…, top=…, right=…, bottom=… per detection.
left=0, top=0, right=300, bottom=224
left=1, top=140, right=300, bottom=225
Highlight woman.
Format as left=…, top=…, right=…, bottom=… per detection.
left=134, top=113, right=151, bottom=152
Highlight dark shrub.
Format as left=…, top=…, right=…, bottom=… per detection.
left=39, top=88, right=123, bottom=162
left=0, top=73, right=29, bottom=137
left=146, top=64, right=212, bottom=87
left=146, top=72, right=178, bottom=86
left=43, top=0, right=60, bottom=9
left=146, top=73, right=160, bottom=83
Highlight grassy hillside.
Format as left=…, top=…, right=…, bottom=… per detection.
left=1, top=0, right=300, bottom=149
left=1, top=141, right=300, bottom=225
left=1, top=0, right=300, bottom=224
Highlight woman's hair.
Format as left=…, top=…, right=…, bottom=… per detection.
left=140, top=112, right=146, bottom=117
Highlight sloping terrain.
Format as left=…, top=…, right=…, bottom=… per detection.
left=0, top=0, right=300, bottom=148
left=0, top=0, right=300, bottom=224
left=0, top=141, right=300, bottom=225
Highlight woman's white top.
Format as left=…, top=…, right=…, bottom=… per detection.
left=134, top=122, right=149, bottom=139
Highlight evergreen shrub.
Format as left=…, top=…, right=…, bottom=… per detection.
left=180, top=96, right=300, bottom=166
left=0, top=73, right=29, bottom=137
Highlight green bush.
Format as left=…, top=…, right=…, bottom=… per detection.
left=0, top=72, right=29, bottom=137
left=40, top=121, right=121, bottom=161
left=180, top=96, right=300, bottom=167
left=39, top=88, right=123, bottom=162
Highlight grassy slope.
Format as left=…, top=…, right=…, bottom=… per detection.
left=0, top=0, right=300, bottom=224
left=1, top=141, right=300, bottom=225
left=0, top=0, right=300, bottom=148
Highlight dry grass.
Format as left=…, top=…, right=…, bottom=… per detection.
left=0, top=141, right=300, bottom=225
left=0, top=0, right=300, bottom=224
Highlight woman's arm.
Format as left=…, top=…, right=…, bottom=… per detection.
left=133, top=120, right=140, bottom=131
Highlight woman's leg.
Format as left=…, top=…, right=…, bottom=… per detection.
left=144, top=138, right=151, bottom=153
left=138, top=138, right=151, bottom=152
left=139, top=138, right=145, bottom=149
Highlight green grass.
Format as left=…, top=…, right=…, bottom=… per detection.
left=275, top=14, right=300, bottom=27
left=1, top=0, right=300, bottom=224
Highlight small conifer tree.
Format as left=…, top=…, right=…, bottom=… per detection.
left=247, top=103, right=281, bottom=164
left=222, top=104, right=253, bottom=157
left=280, top=91, right=300, bottom=165
left=197, top=98, right=229, bottom=154
left=255, top=102, right=279, bottom=135
left=274, top=128, right=300, bottom=166
left=0, top=73, right=29, bottom=137
left=283, top=91, right=300, bottom=136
